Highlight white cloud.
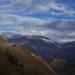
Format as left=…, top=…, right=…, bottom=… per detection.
left=0, top=14, right=74, bottom=42
left=50, top=11, right=64, bottom=15
left=0, top=14, right=46, bottom=25
left=0, top=0, right=74, bottom=17
left=32, top=4, right=49, bottom=12
left=0, top=0, right=66, bottom=13
left=0, top=14, right=46, bottom=33
left=0, top=0, right=75, bottom=42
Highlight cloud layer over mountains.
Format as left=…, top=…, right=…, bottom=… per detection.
left=0, top=0, right=75, bottom=42
left=0, top=14, right=75, bottom=42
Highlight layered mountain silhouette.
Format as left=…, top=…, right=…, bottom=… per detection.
left=5, top=33, right=61, bottom=62
left=0, top=32, right=75, bottom=75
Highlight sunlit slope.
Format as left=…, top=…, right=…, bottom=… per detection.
left=0, top=36, right=57, bottom=75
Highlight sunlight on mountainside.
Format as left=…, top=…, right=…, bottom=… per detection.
left=0, top=36, right=57, bottom=75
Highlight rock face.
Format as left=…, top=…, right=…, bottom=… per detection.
left=0, top=36, right=57, bottom=75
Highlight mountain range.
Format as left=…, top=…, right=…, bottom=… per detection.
left=0, top=32, right=75, bottom=75
left=0, top=35, right=57, bottom=75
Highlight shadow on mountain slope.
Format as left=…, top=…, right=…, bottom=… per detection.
left=0, top=36, right=57, bottom=75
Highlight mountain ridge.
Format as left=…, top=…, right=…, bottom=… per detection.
left=0, top=36, right=57, bottom=75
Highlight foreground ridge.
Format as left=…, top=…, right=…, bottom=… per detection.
left=0, top=36, right=57, bottom=75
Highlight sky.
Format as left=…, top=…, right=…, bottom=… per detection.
left=0, top=0, right=75, bottom=42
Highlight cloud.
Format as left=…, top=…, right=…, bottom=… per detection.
left=64, top=9, right=75, bottom=14
left=0, top=14, right=46, bottom=33
left=0, top=0, right=74, bottom=19
left=0, top=14, right=46, bottom=25
left=39, top=20, right=75, bottom=42
left=0, top=0, right=75, bottom=42
left=0, top=0, right=68, bottom=13
left=0, top=14, right=74, bottom=42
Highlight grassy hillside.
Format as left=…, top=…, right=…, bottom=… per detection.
left=0, top=36, right=57, bottom=75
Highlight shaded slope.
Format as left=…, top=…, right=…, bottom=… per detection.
left=6, top=34, right=61, bottom=62
left=0, top=36, right=57, bottom=75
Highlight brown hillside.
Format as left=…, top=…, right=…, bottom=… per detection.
left=0, top=37, right=57, bottom=75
